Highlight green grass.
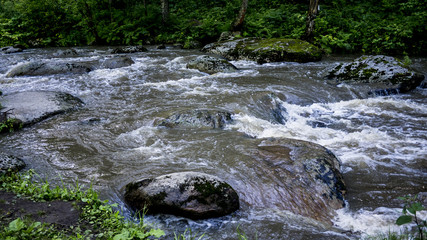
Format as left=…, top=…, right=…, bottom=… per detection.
left=0, top=170, right=165, bottom=240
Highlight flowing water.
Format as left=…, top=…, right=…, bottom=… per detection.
left=0, top=47, right=426, bottom=239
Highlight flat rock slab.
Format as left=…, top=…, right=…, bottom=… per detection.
left=0, top=191, right=81, bottom=228
left=1, top=91, right=83, bottom=126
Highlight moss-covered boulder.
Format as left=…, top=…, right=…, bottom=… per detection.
left=187, top=55, right=238, bottom=74
left=202, top=38, right=322, bottom=64
left=0, top=153, right=25, bottom=175
left=327, top=55, right=425, bottom=95
left=157, top=109, right=233, bottom=129
left=124, top=172, right=239, bottom=219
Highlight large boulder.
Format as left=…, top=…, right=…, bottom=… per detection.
left=111, top=45, right=148, bottom=54
left=202, top=38, right=322, bottom=64
left=157, top=110, right=233, bottom=129
left=1, top=91, right=83, bottom=126
left=326, top=55, right=425, bottom=95
left=6, top=61, right=93, bottom=77
left=187, top=55, right=238, bottom=74
left=124, top=172, right=240, bottom=219
left=0, top=153, right=25, bottom=174
left=249, top=138, right=346, bottom=222
left=101, top=56, right=135, bottom=69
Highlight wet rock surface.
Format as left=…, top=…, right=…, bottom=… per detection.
left=249, top=137, right=346, bottom=223
left=326, top=55, right=425, bottom=95
left=111, top=45, right=148, bottom=54
left=124, top=172, right=240, bottom=219
left=1, top=46, right=23, bottom=54
left=1, top=91, right=84, bottom=126
left=202, top=38, right=322, bottom=64
left=102, top=56, right=135, bottom=69
left=157, top=109, right=233, bottom=129
left=187, top=55, right=238, bottom=74
left=6, top=61, right=93, bottom=77
left=0, top=153, right=25, bottom=174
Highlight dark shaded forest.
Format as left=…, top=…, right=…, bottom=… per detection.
left=0, top=0, right=426, bottom=55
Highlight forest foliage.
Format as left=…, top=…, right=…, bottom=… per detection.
left=0, top=0, right=426, bottom=55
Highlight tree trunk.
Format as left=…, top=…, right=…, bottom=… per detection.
left=232, top=0, right=249, bottom=32
left=143, top=0, right=148, bottom=16
left=161, top=0, right=169, bottom=25
left=304, top=0, right=319, bottom=42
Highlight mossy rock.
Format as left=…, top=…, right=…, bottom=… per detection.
left=202, top=38, right=322, bottom=64
left=124, top=172, right=239, bottom=219
left=156, top=109, right=233, bottom=129
left=327, top=55, right=425, bottom=95
left=186, top=55, right=238, bottom=74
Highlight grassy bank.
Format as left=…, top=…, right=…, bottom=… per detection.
left=0, top=170, right=164, bottom=239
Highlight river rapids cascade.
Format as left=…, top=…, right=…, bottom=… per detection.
left=0, top=46, right=426, bottom=239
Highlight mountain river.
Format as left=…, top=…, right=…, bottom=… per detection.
left=0, top=47, right=426, bottom=239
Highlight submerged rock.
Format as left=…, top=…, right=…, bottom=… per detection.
left=1, top=91, right=84, bottom=126
left=327, top=55, right=425, bottom=95
left=124, top=172, right=239, bottom=219
left=111, top=45, right=148, bottom=54
left=157, top=110, right=233, bottom=129
left=6, top=61, right=93, bottom=77
left=249, top=138, right=346, bottom=223
left=0, top=153, right=25, bottom=174
left=202, top=38, right=322, bottom=64
left=102, top=56, right=135, bottom=69
left=187, top=55, right=238, bottom=74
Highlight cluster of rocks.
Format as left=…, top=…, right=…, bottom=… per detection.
left=2, top=39, right=425, bottom=223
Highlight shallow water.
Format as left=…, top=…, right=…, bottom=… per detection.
left=1, top=47, right=426, bottom=239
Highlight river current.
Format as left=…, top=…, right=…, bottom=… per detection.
left=0, top=47, right=426, bottom=239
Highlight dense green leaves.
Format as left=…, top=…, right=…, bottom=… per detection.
left=0, top=0, right=426, bottom=55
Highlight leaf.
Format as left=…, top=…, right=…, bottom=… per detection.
left=396, top=215, right=412, bottom=225
left=148, top=228, right=165, bottom=238
left=9, top=218, right=25, bottom=231
left=408, top=202, right=424, bottom=214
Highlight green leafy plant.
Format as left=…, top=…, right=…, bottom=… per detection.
left=396, top=195, right=426, bottom=240
left=174, top=228, right=205, bottom=240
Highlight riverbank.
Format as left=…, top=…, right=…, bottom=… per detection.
left=0, top=170, right=164, bottom=239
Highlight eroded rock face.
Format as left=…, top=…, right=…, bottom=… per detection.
left=124, top=172, right=239, bottom=219
left=187, top=55, right=238, bottom=74
left=0, top=153, right=25, bottom=174
left=6, top=61, right=93, bottom=77
left=202, top=38, right=322, bottom=64
left=111, top=45, right=148, bottom=54
left=249, top=138, right=346, bottom=223
left=1, top=91, right=84, bottom=126
left=157, top=110, right=233, bottom=129
left=327, top=55, right=425, bottom=95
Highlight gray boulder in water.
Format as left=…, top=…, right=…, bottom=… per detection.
left=102, top=56, right=135, bottom=69
left=157, top=110, right=233, bottom=129
left=250, top=138, right=346, bottom=223
left=111, top=45, right=148, bottom=54
left=202, top=38, right=322, bottom=64
left=0, top=153, right=25, bottom=174
left=1, top=91, right=83, bottom=126
left=6, top=61, right=93, bottom=77
left=1, top=46, right=23, bottom=54
left=326, top=55, right=425, bottom=95
left=187, top=55, right=238, bottom=74
left=124, top=172, right=240, bottom=219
